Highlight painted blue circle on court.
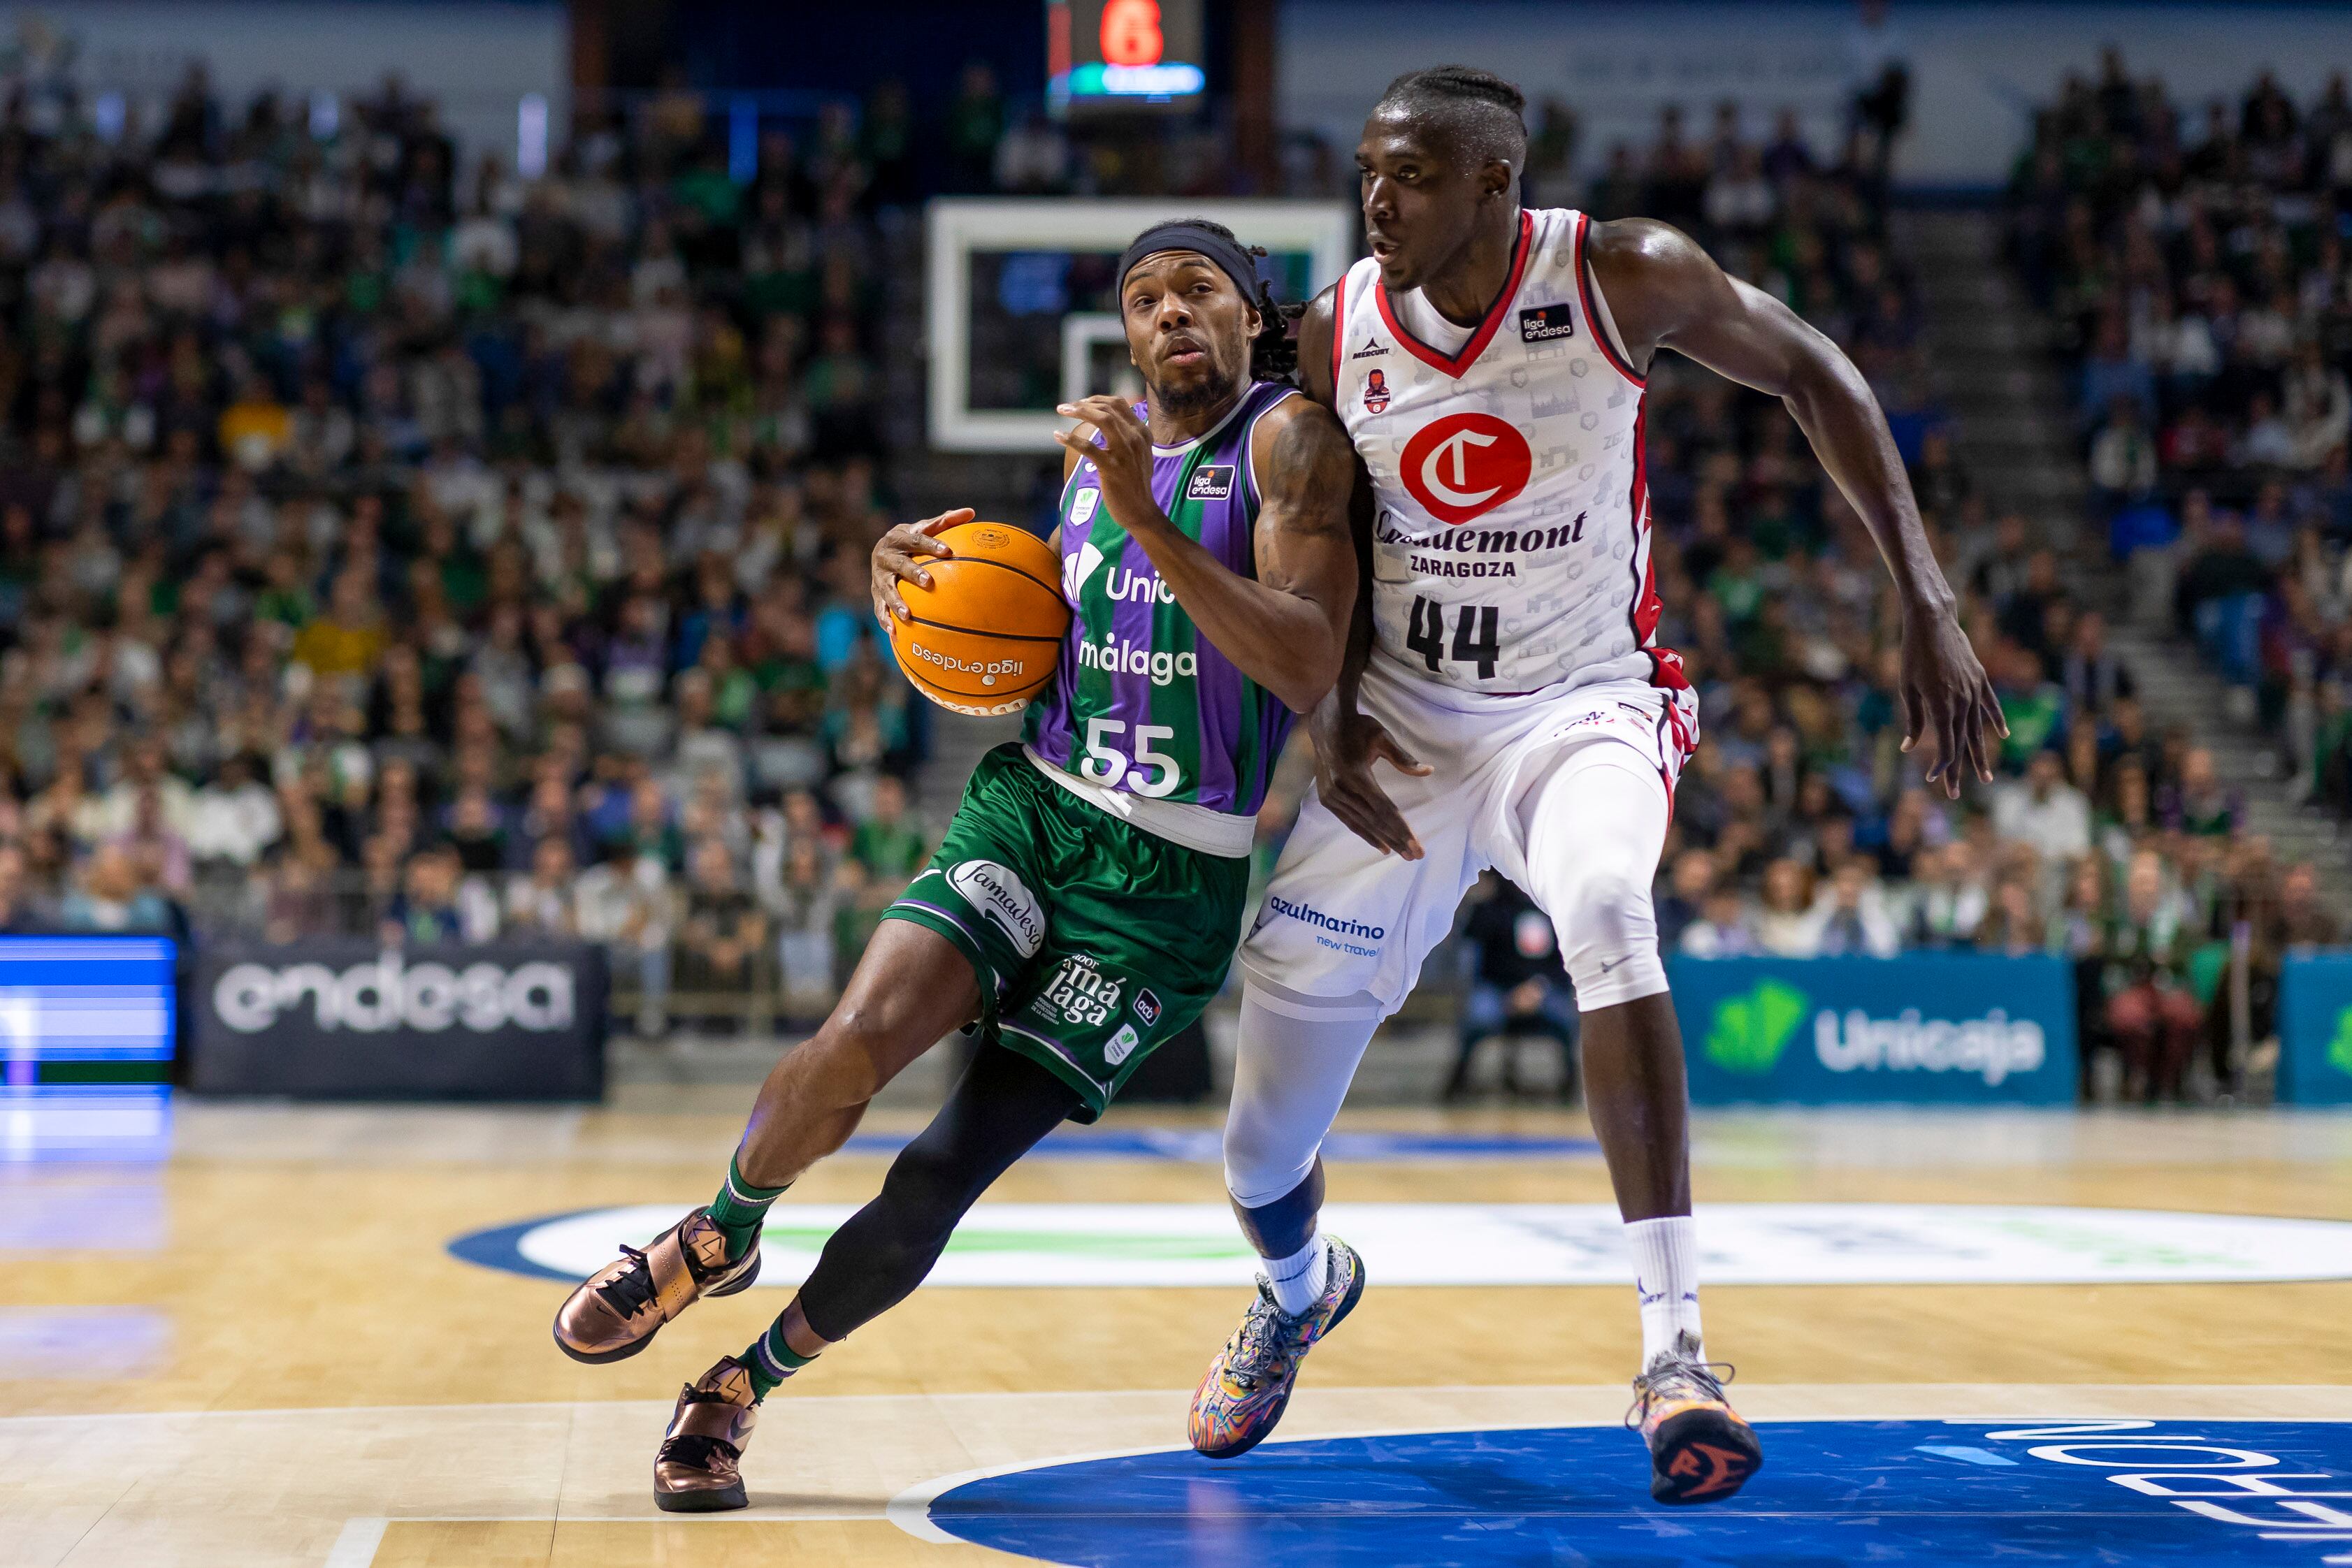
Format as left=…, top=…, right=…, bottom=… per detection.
left=927, top=1418, right=2352, bottom=1566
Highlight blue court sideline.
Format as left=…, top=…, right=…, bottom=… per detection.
left=927, top=1418, right=2352, bottom=1567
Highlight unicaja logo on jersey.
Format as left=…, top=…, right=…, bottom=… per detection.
left=1400, top=412, right=1533, bottom=525
left=1100, top=565, right=1174, bottom=604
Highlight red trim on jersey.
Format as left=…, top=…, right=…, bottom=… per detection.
left=1628, top=407, right=1663, bottom=646
left=1373, top=210, right=1534, bottom=379
left=1574, top=210, right=1647, bottom=389
left=1328, top=271, right=1347, bottom=394
left=1626, top=401, right=1695, bottom=774
left=1652, top=707, right=1679, bottom=825
left=1649, top=657, right=1694, bottom=827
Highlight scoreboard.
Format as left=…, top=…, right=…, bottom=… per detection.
left=1048, top=0, right=1206, bottom=115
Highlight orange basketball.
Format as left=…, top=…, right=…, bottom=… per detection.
left=888, top=520, right=1070, bottom=716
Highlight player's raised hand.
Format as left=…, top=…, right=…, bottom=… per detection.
left=1055, top=395, right=1158, bottom=532
left=1898, top=609, right=2007, bottom=799
left=1313, top=706, right=1432, bottom=860
left=871, top=508, right=971, bottom=626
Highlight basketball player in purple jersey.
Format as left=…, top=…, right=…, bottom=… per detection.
left=1188, top=68, right=2005, bottom=1504
left=546, top=221, right=1359, bottom=1511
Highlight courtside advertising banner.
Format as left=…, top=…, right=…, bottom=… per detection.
left=2275, top=953, right=2352, bottom=1105
left=190, top=941, right=607, bottom=1101
left=1671, top=954, right=2077, bottom=1105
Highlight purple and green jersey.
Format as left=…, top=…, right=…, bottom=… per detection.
left=1023, top=380, right=1299, bottom=824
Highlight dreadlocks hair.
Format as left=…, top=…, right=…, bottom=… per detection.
left=1168, top=217, right=1306, bottom=386
left=1376, top=64, right=1529, bottom=174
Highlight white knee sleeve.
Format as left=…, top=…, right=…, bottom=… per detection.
left=1521, top=750, right=1671, bottom=1010
left=1221, top=979, right=1379, bottom=1207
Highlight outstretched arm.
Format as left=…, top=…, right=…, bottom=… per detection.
left=1053, top=391, right=1355, bottom=716
left=1589, top=218, right=2005, bottom=796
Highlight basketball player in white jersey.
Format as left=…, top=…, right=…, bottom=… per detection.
left=1186, top=67, right=2005, bottom=1503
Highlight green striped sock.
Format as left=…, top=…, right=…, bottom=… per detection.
left=707, top=1152, right=788, bottom=1261
left=743, top=1318, right=819, bottom=1400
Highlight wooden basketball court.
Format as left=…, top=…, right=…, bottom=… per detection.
left=5, top=1093, right=2350, bottom=1566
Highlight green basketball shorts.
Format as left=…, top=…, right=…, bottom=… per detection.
left=879, top=744, right=1250, bottom=1121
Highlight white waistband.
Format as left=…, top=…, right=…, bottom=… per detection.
left=1364, top=650, right=1662, bottom=715
left=1022, top=746, right=1257, bottom=859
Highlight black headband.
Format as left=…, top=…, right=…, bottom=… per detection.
left=1116, top=221, right=1264, bottom=307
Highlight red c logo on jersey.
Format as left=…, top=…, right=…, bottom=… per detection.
left=1399, top=412, right=1531, bottom=525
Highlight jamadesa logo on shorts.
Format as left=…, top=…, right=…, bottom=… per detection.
left=947, top=859, right=1044, bottom=957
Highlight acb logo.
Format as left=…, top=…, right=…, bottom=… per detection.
left=1399, top=411, right=1531, bottom=525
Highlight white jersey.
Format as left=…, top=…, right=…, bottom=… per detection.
left=1332, top=206, right=1682, bottom=701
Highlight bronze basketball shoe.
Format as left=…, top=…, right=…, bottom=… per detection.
left=551, top=1206, right=760, bottom=1364
left=654, top=1356, right=759, bottom=1512
left=1627, top=1331, right=1763, bottom=1504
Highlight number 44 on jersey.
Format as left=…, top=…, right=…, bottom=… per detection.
left=1405, top=596, right=1502, bottom=681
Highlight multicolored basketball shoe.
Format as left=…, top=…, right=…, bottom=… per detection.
left=654, top=1356, right=759, bottom=1512
left=1626, top=1331, right=1763, bottom=1504
left=1189, top=1236, right=1365, bottom=1459
left=551, top=1206, right=760, bottom=1364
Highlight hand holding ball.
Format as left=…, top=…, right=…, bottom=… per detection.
left=874, top=511, right=1069, bottom=716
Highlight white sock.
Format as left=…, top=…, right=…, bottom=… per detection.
left=1626, top=1215, right=1703, bottom=1367
left=1264, top=1235, right=1329, bottom=1316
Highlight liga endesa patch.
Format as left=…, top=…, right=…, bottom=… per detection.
left=1184, top=464, right=1235, bottom=501
left=1517, top=303, right=1575, bottom=342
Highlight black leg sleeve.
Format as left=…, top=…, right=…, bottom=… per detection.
left=794, top=1044, right=1083, bottom=1343
left=1229, top=1155, right=1325, bottom=1259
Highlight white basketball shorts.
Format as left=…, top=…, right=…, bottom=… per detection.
left=1239, top=652, right=1698, bottom=1017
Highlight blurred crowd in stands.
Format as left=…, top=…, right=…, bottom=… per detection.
left=1979, top=51, right=2352, bottom=1095
left=0, top=66, right=937, bottom=1030
left=2013, top=55, right=2352, bottom=802
left=0, top=53, right=2334, bottom=1099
